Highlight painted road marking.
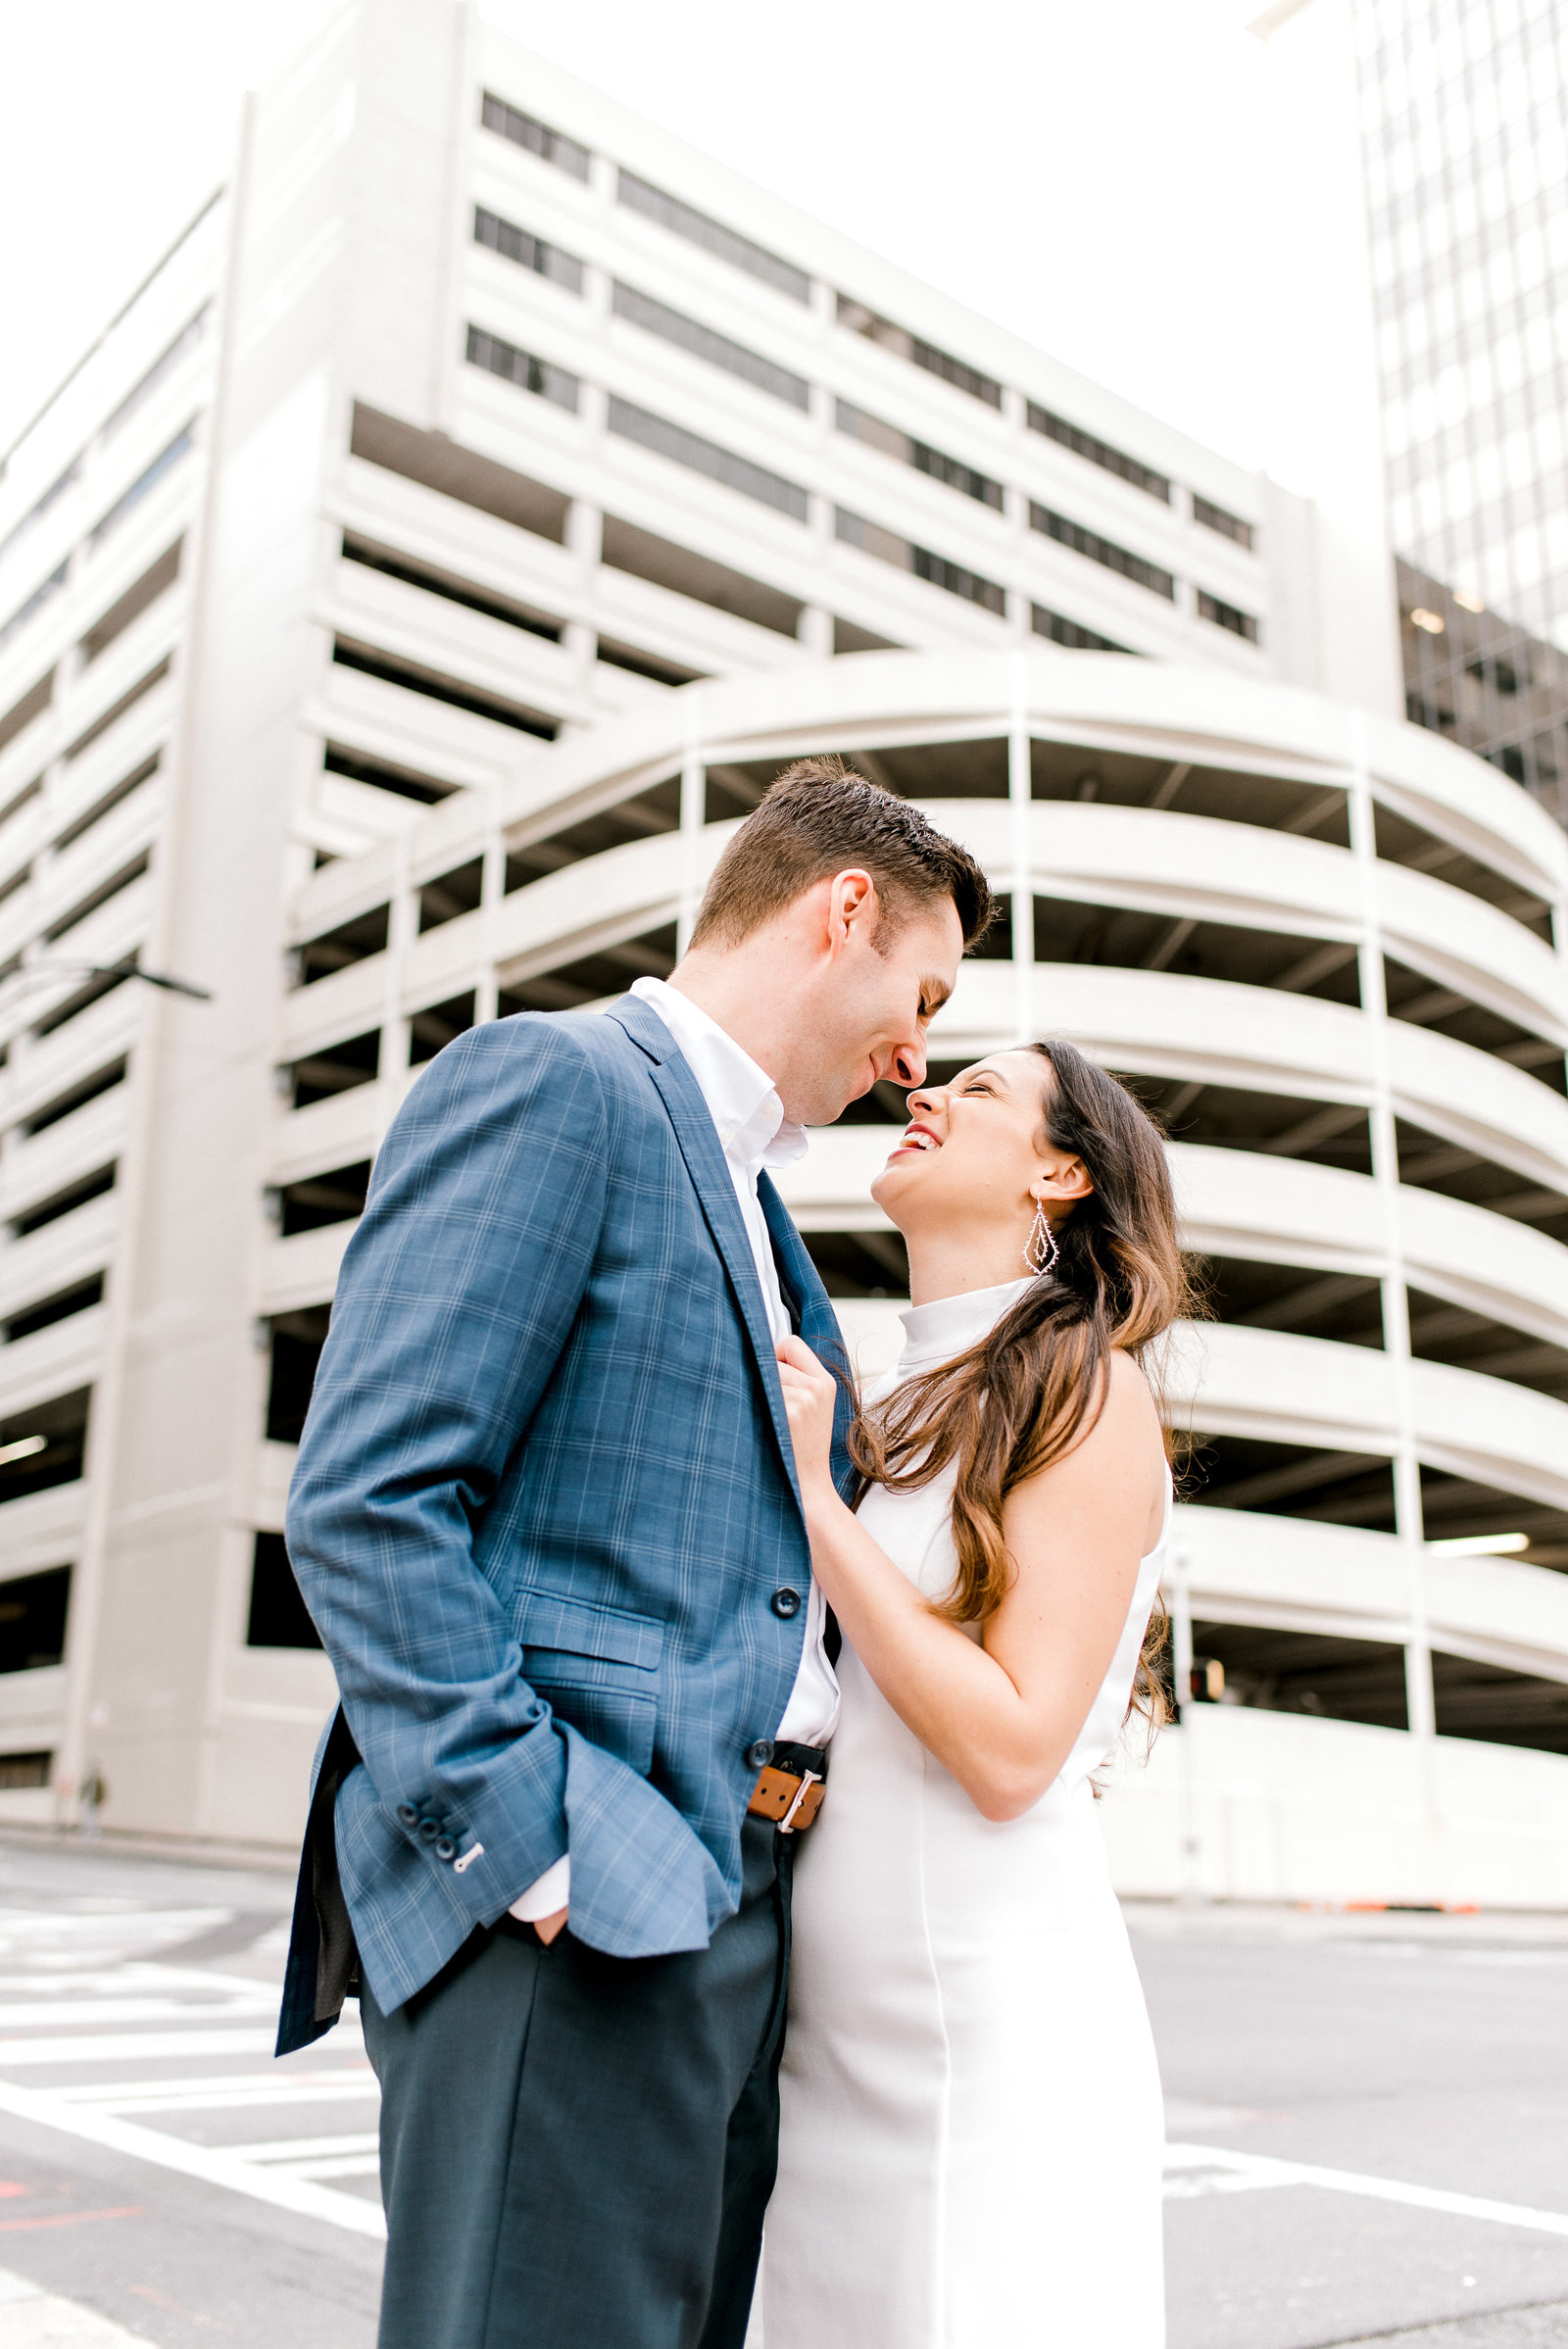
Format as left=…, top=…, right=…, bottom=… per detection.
left=1166, top=2142, right=1568, bottom=2236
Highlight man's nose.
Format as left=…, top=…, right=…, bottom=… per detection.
left=890, top=1037, right=927, bottom=1089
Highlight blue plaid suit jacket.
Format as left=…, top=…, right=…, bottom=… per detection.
left=275, top=992, right=854, bottom=2054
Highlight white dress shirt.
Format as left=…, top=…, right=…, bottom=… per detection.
left=510, top=977, right=842, bottom=1923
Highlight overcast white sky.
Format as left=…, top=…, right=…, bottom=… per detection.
left=0, top=0, right=1373, bottom=499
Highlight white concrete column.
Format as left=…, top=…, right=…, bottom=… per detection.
left=1348, top=715, right=1435, bottom=1742
left=797, top=605, right=833, bottom=659
left=1007, top=651, right=1036, bottom=1043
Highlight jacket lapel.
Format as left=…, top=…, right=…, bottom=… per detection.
left=760, top=1174, right=859, bottom=1501
left=608, top=997, right=803, bottom=1511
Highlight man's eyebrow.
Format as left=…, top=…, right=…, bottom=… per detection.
left=918, top=973, right=953, bottom=1018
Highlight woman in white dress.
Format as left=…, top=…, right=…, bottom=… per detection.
left=764, top=1039, right=1183, bottom=2349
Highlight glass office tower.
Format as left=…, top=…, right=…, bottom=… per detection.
left=1353, top=0, right=1568, bottom=822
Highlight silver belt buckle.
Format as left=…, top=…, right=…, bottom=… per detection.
left=777, top=1768, right=821, bottom=1835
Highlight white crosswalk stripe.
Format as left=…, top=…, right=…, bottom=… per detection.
left=0, top=1901, right=386, bottom=2240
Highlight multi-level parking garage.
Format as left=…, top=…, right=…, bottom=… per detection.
left=268, top=650, right=1568, bottom=1900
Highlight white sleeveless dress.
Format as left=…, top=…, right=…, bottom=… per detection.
left=760, top=1277, right=1168, bottom=2349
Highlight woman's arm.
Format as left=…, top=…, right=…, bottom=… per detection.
left=776, top=1337, right=1165, bottom=1822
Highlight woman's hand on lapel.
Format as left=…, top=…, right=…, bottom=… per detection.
left=776, top=1335, right=839, bottom=1505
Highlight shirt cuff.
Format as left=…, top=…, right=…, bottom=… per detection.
left=509, top=1854, right=570, bottom=1922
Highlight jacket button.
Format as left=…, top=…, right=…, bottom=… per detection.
left=747, top=1738, right=775, bottom=1770
left=434, top=1835, right=457, bottom=1861
left=396, top=1804, right=417, bottom=1827
left=771, top=1588, right=802, bottom=1619
left=417, top=1817, right=441, bottom=1842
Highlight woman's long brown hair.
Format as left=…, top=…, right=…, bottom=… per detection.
left=849, top=1041, right=1193, bottom=1727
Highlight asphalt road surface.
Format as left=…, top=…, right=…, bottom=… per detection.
left=0, top=1835, right=1566, bottom=2345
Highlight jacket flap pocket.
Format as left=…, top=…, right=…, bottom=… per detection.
left=516, top=1590, right=662, bottom=1671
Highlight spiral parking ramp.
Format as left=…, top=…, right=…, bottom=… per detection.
left=282, top=649, right=1568, bottom=1900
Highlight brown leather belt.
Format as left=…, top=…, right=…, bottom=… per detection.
left=746, top=1739, right=829, bottom=1834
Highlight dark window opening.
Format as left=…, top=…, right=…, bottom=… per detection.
left=64, top=660, right=171, bottom=761
left=0, top=1388, right=90, bottom=1503
left=479, top=91, right=590, bottom=179
left=600, top=515, right=803, bottom=636
left=409, top=992, right=476, bottom=1065
left=0, top=673, right=54, bottom=759
left=247, top=1533, right=322, bottom=1651
left=0, top=1568, right=71, bottom=1674
left=465, top=325, right=579, bottom=413
left=616, top=171, right=808, bottom=303
left=1394, top=1115, right=1568, bottom=1247
left=837, top=297, right=1002, bottom=406
left=323, top=745, right=456, bottom=806
left=1124, top=1075, right=1373, bottom=1176
left=79, top=540, right=182, bottom=663
left=1372, top=801, right=1551, bottom=940
left=473, top=206, right=584, bottom=295
left=10, top=1164, right=115, bottom=1239
left=499, top=923, right=677, bottom=1015
left=1026, top=404, right=1171, bottom=503
left=22, top=1059, right=127, bottom=1138
left=1383, top=953, right=1564, bottom=1097
left=801, top=1229, right=910, bottom=1298
left=54, top=753, right=160, bottom=851
left=1194, top=1254, right=1385, bottom=1348
left=0, top=862, right=28, bottom=907
left=1406, top=1285, right=1568, bottom=1402
left=266, top=1307, right=330, bottom=1444
left=505, top=777, right=681, bottom=890
left=1419, top=1466, right=1568, bottom=1577
left=88, top=425, right=194, bottom=550
left=613, top=282, right=809, bottom=409
left=418, top=859, right=483, bottom=933
left=42, top=852, right=151, bottom=943
left=596, top=639, right=706, bottom=688
left=1032, top=605, right=1135, bottom=654
left=4, top=1277, right=104, bottom=1345
left=1432, top=1655, right=1568, bottom=1753
left=341, top=536, right=563, bottom=640
left=1197, top=589, right=1260, bottom=643
left=32, top=964, right=134, bottom=1040
left=1029, top=506, right=1174, bottom=600
left=834, top=510, right=1005, bottom=615
left=704, top=737, right=1008, bottom=817
left=834, top=402, right=1004, bottom=508
left=1189, top=1621, right=1407, bottom=1731
left=1187, top=1432, right=1396, bottom=1530
left=0, top=774, right=43, bottom=827
left=834, top=617, right=902, bottom=656
left=607, top=397, right=808, bottom=521
left=1191, top=495, right=1255, bottom=550
left=350, top=404, right=569, bottom=544
left=277, top=1161, right=369, bottom=1238
left=0, top=1753, right=51, bottom=1789
left=1035, top=895, right=1361, bottom=1004
left=295, top=903, right=388, bottom=986
left=332, top=638, right=557, bottom=740
left=286, top=1030, right=380, bottom=1109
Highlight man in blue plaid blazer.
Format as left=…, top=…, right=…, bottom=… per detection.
left=277, top=760, right=991, bottom=2349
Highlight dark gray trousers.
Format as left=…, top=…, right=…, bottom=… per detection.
left=363, top=1818, right=791, bottom=2349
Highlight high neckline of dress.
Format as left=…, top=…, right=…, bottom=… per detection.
left=896, top=1277, right=1036, bottom=1372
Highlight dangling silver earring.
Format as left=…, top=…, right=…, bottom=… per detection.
left=1024, top=1199, right=1058, bottom=1278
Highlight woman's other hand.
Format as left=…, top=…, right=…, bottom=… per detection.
left=776, top=1335, right=839, bottom=1498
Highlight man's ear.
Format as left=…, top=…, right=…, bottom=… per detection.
left=826, top=867, right=878, bottom=951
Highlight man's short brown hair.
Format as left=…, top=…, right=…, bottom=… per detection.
left=689, top=755, right=993, bottom=952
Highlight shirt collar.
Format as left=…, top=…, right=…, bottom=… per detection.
left=631, top=977, right=808, bottom=1174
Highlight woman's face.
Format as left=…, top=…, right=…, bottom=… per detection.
left=870, top=1051, right=1091, bottom=1246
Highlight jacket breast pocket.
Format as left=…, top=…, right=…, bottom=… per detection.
left=516, top=1591, right=663, bottom=1780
